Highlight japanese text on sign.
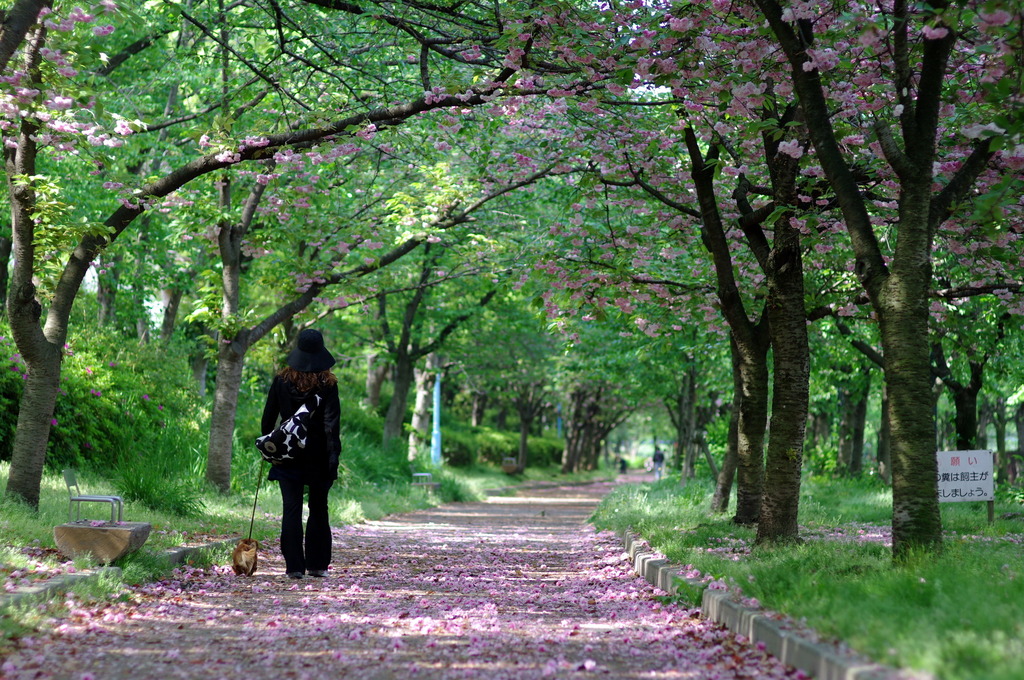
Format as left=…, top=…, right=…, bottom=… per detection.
left=936, top=450, right=993, bottom=502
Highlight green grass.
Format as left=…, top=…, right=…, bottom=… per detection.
left=1, top=459, right=605, bottom=652
left=0, top=460, right=601, bottom=583
left=0, top=460, right=599, bottom=554
left=591, top=474, right=1024, bottom=680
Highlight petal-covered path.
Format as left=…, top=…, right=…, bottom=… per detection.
left=4, top=480, right=802, bottom=680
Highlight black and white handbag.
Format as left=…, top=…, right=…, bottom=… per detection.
left=255, top=392, right=322, bottom=465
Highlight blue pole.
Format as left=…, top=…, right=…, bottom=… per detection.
left=431, top=373, right=442, bottom=466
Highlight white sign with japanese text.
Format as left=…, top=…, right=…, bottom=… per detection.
left=936, top=450, right=994, bottom=502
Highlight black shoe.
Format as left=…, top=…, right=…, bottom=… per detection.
left=308, top=569, right=328, bottom=577
left=286, top=572, right=304, bottom=579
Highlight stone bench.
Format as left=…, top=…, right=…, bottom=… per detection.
left=54, top=521, right=152, bottom=565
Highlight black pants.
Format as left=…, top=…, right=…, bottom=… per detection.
left=278, top=478, right=332, bottom=574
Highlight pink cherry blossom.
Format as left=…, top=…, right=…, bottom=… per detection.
left=922, top=25, right=950, bottom=40
left=1, top=483, right=803, bottom=680
left=777, top=140, right=804, bottom=159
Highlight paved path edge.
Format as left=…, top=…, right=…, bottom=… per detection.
left=1, top=539, right=237, bottom=610
left=3, top=477, right=607, bottom=612
left=620, top=531, right=935, bottom=680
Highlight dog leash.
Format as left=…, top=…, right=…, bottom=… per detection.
left=247, top=460, right=265, bottom=541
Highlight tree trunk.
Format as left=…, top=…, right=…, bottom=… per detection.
left=850, top=383, right=868, bottom=475
left=383, top=349, right=416, bottom=444
left=664, top=379, right=686, bottom=472
left=711, top=340, right=741, bottom=514
left=991, top=397, right=1008, bottom=482
left=681, top=127, right=768, bottom=527
left=206, top=336, right=247, bottom=491
left=471, top=391, right=487, bottom=427
left=879, top=262, right=943, bottom=557
left=517, top=415, right=532, bottom=471
left=0, top=235, right=11, bottom=314
left=3, top=342, right=62, bottom=508
left=977, top=397, right=994, bottom=451
left=733, top=336, right=768, bottom=526
left=582, top=426, right=603, bottom=471
left=512, top=383, right=545, bottom=472
left=0, top=0, right=52, bottom=77
left=377, top=257, right=495, bottom=446
left=2, top=37, right=67, bottom=509
left=810, top=412, right=830, bottom=451
left=711, top=393, right=739, bottom=514
left=952, top=388, right=980, bottom=450
left=561, top=387, right=612, bottom=474
left=407, top=363, right=433, bottom=461
left=877, top=384, right=891, bottom=484
left=838, top=369, right=871, bottom=476
left=159, top=288, right=183, bottom=343
left=132, top=228, right=151, bottom=343
left=756, top=212, right=808, bottom=545
left=560, top=389, right=588, bottom=473
left=934, top=351, right=985, bottom=452
left=96, top=254, right=121, bottom=328
left=679, top=366, right=699, bottom=478
left=364, top=352, right=388, bottom=409
left=683, top=378, right=698, bottom=478
left=1010, top=403, right=1024, bottom=485
left=136, top=317, right=150, bottom=344
left=837, top=385, right=853, bottom=474
left=205, top=175, right=270, bottom=492
left=191, top=349, right=209, bottom=398
left=750, top=0, right=963, bottom=559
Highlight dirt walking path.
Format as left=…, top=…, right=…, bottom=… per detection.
left=2, top=478, right=801, bottom=680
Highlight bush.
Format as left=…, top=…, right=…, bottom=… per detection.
left=435, top=469, right=481, bottom=503
left=439, top=426, right=479, bottom=466
left=527, top=436, right=563, bottom=467
left=114, top=459, right=205, bottom=517
left=439, top=422, right=563, bottom=468
left=0, top=324, right=205, bottom=474
left=803, top=443, right=840, bottom=476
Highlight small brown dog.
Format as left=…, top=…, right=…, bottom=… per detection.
left=231, top=538, right=259, bottom=576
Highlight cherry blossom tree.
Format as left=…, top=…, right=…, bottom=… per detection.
left=512, top=0, right=1021, bottom=555
left=0, top=0, right=608, bottom=508
left=742, top=0, right=1024, bottom=557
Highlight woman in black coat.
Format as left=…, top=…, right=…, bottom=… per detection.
left=261, top=328, right=341, bottom=579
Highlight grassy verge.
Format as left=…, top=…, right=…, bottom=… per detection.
left=0, top=460, right=604, bottom=561
left=0, top=460, right=606, bottom=651
left=590, top=475, right=1024, bottom=680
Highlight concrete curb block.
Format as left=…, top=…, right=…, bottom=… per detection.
left=1, top=539, right=236, bottom=611
left=620, top=532, right=933, bottom=680
left=162, top=539, right=237, bottom=566
left=1, top=566, right=122, bottom=609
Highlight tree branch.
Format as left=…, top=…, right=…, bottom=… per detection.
left=833, top=317, right=884, bottom=369
left=929, top=138, right=994, bottom=231
left=96, top=30, right=170, bottom=76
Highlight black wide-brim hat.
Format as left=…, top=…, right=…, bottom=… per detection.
left=286, top=329, right=336, bottom=372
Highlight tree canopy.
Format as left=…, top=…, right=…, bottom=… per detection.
left=2, top=0, right=1022, bottom=561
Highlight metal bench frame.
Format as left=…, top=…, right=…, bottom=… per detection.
left=63, top=469, right=124, bottom=523
left=411, top=471, right=441, bottom=492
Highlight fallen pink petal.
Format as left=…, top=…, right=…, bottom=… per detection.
left=2, top=483, right=804, bottom=679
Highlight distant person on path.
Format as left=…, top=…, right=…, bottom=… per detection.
left=261, top=328, right=341, bottom=579
left=618, top=456, right=628, bottom=474
left=652, top=446, right=665, bottom=481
